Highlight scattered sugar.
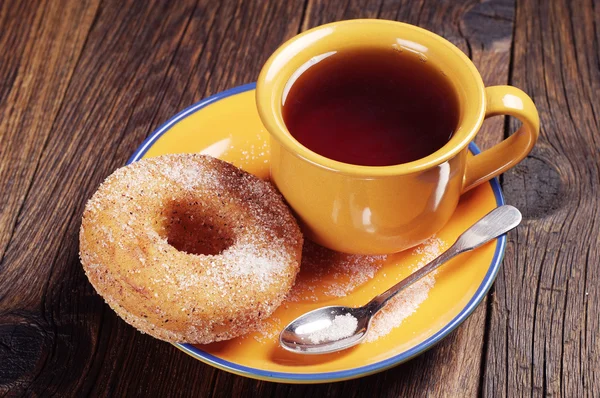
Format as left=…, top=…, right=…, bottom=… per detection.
left=251, top=317, right=281, bottom=343
left=414, top=237, right=444, bottom=257
left=365, top=237, right=445, bottom=342
left=306, top=313, right=358, bottom=344
left=287, top=241, right=386, bottom=302
left=237, top=136, right=270, bottom=168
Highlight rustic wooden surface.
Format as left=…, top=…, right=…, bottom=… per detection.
left=0, top=0, right=597, bottom=396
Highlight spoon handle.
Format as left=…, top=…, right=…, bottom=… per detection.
left=366, top=205, right=522, bottom=314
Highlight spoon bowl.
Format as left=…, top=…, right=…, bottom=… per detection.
left=279, top=306, right=372, bottom=354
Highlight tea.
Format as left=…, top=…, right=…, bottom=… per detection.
left=282, top=48, right=459, bottom=166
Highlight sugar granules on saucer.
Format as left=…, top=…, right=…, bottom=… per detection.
left=250, top=316, right=281, bottom=343
left=239, top=133, right=270, bottom=167
left=286, top=241, right=387, bottom=302
left=366, top=237, right=445, bottom=342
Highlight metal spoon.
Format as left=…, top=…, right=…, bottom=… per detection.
left=280, top=205, right=522, bottom=354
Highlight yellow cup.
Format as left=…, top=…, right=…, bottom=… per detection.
left=256, top=19, right=539, bottom=254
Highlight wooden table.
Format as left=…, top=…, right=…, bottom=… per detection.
left=1, top=0, right=598, bottom=396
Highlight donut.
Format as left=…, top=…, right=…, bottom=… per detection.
left=79, top=154, right=303, bottom=344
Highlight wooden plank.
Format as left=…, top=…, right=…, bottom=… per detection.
left=147, top=0, right=306, bottom=141
left=0, top=0, right=100, bottom=265
left=483, top=0, right=600, bottom=396
left=0, top=0, right=101, bottom=394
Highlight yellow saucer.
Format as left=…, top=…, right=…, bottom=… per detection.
left=128, top=83, right=505, bottom=384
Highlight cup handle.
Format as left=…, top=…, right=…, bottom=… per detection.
left=462, top=85, right=540, bottom=192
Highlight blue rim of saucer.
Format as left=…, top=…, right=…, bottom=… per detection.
left=128, top=83, right=505, bottom=383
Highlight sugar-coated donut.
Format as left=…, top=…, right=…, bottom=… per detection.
left=79, top=154, right=303, bottom=344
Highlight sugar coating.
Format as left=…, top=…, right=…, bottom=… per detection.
left=79, top=154, right=303, bottom=344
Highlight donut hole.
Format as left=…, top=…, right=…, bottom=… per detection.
left=162, top=199, right=234, bottom=256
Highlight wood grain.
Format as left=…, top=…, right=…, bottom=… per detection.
left=0, top=0, right=100, bottom=270
left=483, top=0, right=600, bottom=396
left=0, top=0, right=596, bottom=396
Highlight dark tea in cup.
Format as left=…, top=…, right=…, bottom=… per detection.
left=282, top=48, right=459, bottom=166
